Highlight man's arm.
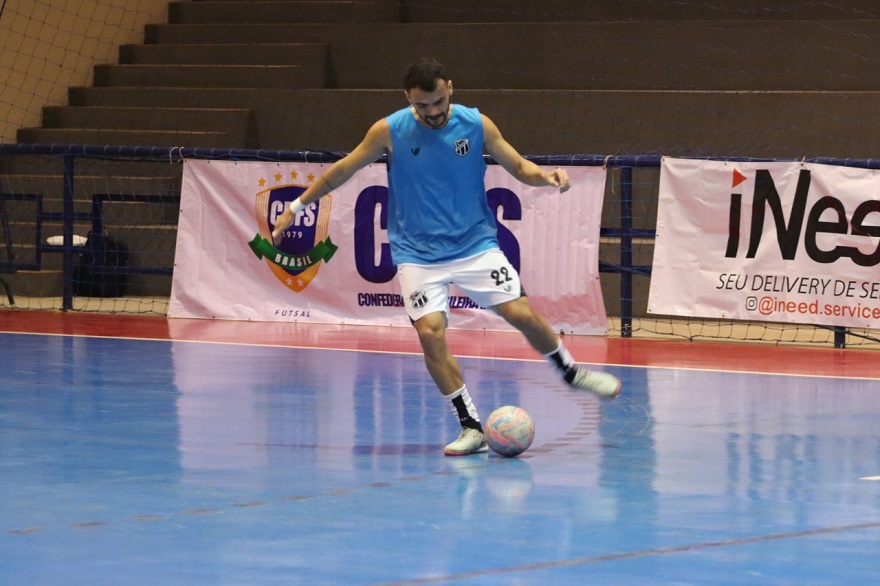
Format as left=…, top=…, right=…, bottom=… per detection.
left=272, top=119, right=391, bottom=244
left=481, top=114, right=570, bottom=192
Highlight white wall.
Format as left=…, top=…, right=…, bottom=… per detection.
left=0, top=0, right=170, bottom=143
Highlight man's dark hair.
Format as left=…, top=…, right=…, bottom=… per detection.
left=403, top=58, right=449, bottom=91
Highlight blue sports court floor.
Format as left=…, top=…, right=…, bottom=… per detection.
left=1, top=312, right=879, bottom=584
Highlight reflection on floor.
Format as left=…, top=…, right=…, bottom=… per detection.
left=1, top=312, right=879, bottom=584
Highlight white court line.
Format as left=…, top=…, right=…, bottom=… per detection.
left=2, top=329, right=879, bottom=381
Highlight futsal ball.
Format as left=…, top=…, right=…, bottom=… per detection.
left=485, top=406, right=535, bottom=457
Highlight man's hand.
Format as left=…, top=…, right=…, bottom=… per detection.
left=545, top=168, right=571, bottom=193
left=272, top=228, right=284, bottom=247
left=271, top=208, right=293, bottom=247
left=271, top=197, right=307, bottom=246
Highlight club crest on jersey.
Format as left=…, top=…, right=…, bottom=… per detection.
left=454, top=138, right=470, bottom=157
left=248, top=179, right=337, bottom=293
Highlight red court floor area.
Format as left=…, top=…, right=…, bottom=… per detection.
left=1, top=310, right=876, bottom=379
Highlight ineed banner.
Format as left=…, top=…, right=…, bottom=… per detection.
left=169, top=160, right=609, bottom=334
left=649, top=158, right=880, bottom=328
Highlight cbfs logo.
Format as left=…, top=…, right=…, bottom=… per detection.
left=248, top=181, right=337, bottom=292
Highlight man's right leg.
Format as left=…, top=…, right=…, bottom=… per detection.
left=412, top=311, right=464, bottom=396
left=412, top=312, right=487, bottom=455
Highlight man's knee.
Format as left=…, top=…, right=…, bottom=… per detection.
left=496, top=298, right=538, bottom=329
left=413, top=312, right=447, bottom=346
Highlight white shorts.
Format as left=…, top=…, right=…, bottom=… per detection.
left=397, top=248, right=523, bottom=322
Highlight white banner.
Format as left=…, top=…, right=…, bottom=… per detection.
left=649, top=158, right=880, bottom=328
left=169, top=160, right=608, bottom=334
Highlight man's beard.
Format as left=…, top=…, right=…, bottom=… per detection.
left=423, top=108, right=449, bottom=128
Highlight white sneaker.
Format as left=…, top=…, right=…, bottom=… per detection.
left=568, top=368, right=621, bottom=399
left=444, top=428, right=488, bottom=456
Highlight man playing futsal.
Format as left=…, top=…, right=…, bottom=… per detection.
left=272, top=58, right=621, bottom=455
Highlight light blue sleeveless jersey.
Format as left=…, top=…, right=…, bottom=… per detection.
left=385, top=104, right=498, bottom=265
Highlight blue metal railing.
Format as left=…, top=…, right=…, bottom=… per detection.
left=3, top=144, right=880, bottom=347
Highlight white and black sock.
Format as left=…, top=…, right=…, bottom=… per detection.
left=544, top=341, right=578, bottom=384
left=445, top=385, right=482, bottom=431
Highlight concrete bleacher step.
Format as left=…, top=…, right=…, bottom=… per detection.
left=0, top=174, right=181, bottom=206
left=66, top=86, right=403, bottom=151
left=401, top=0, right=880, bottom=22
left=93, top=64, right=324, bottom=89
left=68, top=86, right=365, bottom=109
left=126, top=274, right=173, bottom=297
left=31, top=221, right=175, bottom=254
left=142, top=21, right=880, bottom=91
left=111, top=224, right=177, bottom=266
left=4, top=240, right=80, bottom=271
left=2, top=228, right=90, bottom=264
left=2, top=182, right=178, bottom=252
left=169, top=0, right=399, bottom=24
left=0, top=156, right=183, bottom=180
left=119, top=43, right=327, bottom=66
left=100, top=198, right=180, bottom=227
left=62, top=86, right=880, bottom=159
left=1, top=270, right=64, bottom=298
left=39, top=106, right=258, bottom=146
left=2, top=220, right=177, bottom=294
left=17, top=128, right=235, bottom=149
left=0, top=168, right=181, bottom=288
left=0, top=233, right=177, bottom=271
left=0, top=270, right=172, bottom=299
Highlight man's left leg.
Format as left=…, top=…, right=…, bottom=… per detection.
left=494, top=296, right=621, bottom=399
